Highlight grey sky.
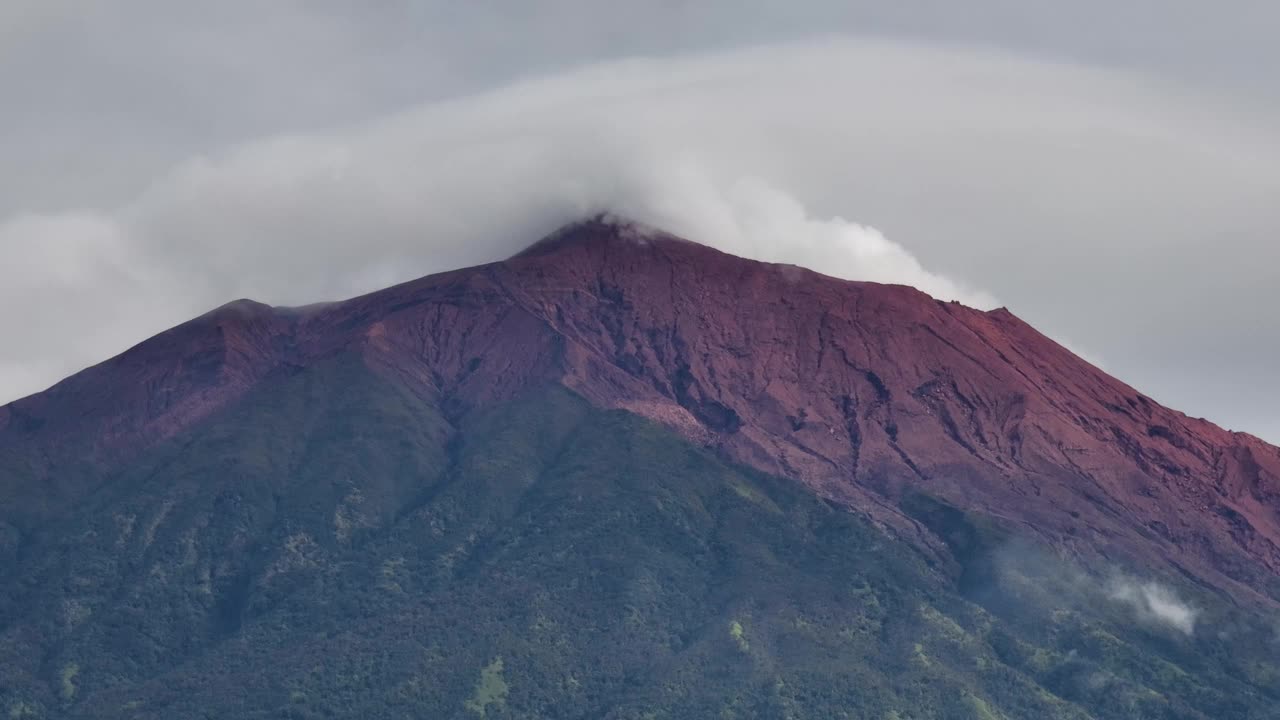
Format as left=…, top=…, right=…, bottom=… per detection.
left=1, top=2, right=1278, bottom=443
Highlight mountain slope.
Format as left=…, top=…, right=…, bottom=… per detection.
left=4, top=376, right=1278, bottom=719
left=5, top=218, right=1278, bottom=602
left=1, top=217, right=1278, bottom=718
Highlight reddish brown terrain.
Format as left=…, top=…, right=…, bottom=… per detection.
left=4, top=217, right=1279, bottom=604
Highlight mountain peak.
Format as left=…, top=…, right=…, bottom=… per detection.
left=512, top=213, right=698, bottom=259
left=203, top=297, right=275, bottom=319
left=4, top=220, right=1279, bottom=610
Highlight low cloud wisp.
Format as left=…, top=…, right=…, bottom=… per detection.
left=1108, top=576, right=1199, bottom=635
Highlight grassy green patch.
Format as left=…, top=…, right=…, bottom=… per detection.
left=58, top=663, right=79, bottom=702
left=464, top=657, right=509, bottom=717
left=728, top=620, right=749, bottom=652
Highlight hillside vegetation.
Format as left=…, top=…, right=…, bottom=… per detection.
left=1, top=356, right=1277, bottom=718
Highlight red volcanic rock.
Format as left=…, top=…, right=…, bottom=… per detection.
left=5, top=217, right=1279, bottom=603
left=5, top=299, right=291, bottom=449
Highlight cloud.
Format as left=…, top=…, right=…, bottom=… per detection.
left=991, top=542, right=1201, bottom=637
left=1108, top=577, right=1198, bottom=635
left=0, top=1, right=74, bottom=45
left=1, top=37, right=1278, bottom=415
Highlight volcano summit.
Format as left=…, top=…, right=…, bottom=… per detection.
left=1, top=218, right=1277, bottom=719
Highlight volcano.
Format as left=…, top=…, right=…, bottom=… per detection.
left=1, top=218, right=1277, bottom=719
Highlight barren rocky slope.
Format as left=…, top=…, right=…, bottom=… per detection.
left=6, top=218, right=1277, bottom=604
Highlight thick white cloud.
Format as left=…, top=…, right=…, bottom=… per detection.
left=2, top=38, right=1279, bottom=444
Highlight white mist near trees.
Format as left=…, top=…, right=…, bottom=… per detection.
left=1108, top=578, right=1198, bottom=635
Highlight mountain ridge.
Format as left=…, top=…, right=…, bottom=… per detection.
left=4, top=217, right=1279, bottom=606
left=4, top=217, right=1280, bottom=718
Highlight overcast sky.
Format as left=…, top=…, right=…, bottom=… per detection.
left=2, top=1, right=1278, bottom=443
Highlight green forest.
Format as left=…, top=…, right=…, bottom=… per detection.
left=1, top=357, right=1277, bottom=718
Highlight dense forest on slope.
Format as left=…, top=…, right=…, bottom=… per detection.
left=1, top=354, right=1276, bottom=719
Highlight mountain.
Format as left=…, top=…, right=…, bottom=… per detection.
left=1, top=217, right=1277, bottom=719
